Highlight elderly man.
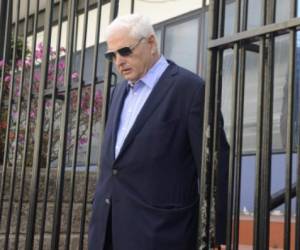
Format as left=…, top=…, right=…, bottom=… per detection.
left=89, top=13, right=229, bottom=250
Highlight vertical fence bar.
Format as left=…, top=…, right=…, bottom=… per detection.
left=284, top=0, right=297, bottom=248
left=25, top=0, right=54, bottom=248
left=0, top=0, right=21, bottom=232
left=232, top=1, right=248, bottom=249
left=131, top=0, right=134, bottom=14
left=0, top=0, right=7, bottom=57
left=232, top=47, right=245, bottom=250
left=14, top=0, right=40, bottom=249
left=225, top=0, right=242, bottom=249
left=210, top=48, right=223, bottom=247
left=0, top=0, right=11, bottom=114
left=98, top=0, right=119, bottom=177
left=296, top=50, right=300, bottom=250
left=253, top=0, right=267, bottom=248
left=101, top=0, right=119, bottom=124
left=225, top=47, right=238, bottom=250
left=4, top=0, right=30, bottom=247
left=198, top=0, right=219, bottom=248
left=78, top=0, right=111, bottom=248
left=284, top=31, right=295, bottom=250
left=209, top=0, right=225, bottom=246
left=50, top=0, right=78, bottom=248
left=0, top=0, right=12, bottom=221
left=232, top=43, right=245, bottom=250
left=217, top=0, right=225, bottom=38
left=259, top=0, right=275, bottom=248
left=253, top=37, right=266, bottom=250
left=38, top=0, right=64, bottom=249
left=296, top=142, right=300, bottom=250
left=259, top=38, right=273, bottom=250
left=64, top=0, right=89, bottom=248
left=297, top=4, right=300, bottom=243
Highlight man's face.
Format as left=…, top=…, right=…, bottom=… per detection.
left=106, top=28, right=157, bottom=82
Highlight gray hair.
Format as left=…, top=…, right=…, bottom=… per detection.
left=105, top=13, right=156, bottom=40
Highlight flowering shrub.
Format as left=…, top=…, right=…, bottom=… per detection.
left=0, top=41, right=103, bottom=166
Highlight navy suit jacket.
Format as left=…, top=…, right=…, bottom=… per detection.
left=89, top=61, right=229, bottom=250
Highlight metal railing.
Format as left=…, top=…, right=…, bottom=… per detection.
left=1, top=0, right=299, bottom=249
left=199, top=0, right=300, bottom=249
left=0, top=0, right=121, bottom=249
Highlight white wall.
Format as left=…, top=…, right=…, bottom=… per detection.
left=78, top=0, right=206, bottom=48
left=27, top=1, right=207, bottom=54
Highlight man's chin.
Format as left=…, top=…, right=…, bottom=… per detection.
left=123, top=75, right=138, bottom=82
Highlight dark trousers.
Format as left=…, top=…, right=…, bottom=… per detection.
left=104, top=208, right=113, bottom=250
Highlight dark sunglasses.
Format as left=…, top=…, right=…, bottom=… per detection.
left=105, top=37, right=145, bottom=61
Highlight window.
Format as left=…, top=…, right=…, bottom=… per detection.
left=154, top=9, right=207, bottom=76
left=164, top=18, right=199, bottom=72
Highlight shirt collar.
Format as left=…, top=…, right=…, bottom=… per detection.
left=128, top=55, right=169, bottom=90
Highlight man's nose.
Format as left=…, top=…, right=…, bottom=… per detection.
left=115, top=53, right=126, bottom=66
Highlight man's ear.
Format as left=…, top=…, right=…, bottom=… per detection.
left=147, top=34, right=157, bottom=53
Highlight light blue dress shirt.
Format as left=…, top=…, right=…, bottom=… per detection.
left=115, top=56, right=169, bottom=158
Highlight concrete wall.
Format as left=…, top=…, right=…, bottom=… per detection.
left=0, top=167, right=97, bottom=249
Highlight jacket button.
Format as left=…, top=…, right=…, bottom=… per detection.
left=105, top=198, right=110, bottom=205
left=112, top=169, right=118, bottom=175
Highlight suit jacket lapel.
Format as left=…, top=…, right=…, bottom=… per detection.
left=110, top=82, right=128, bottom=160
left=116, top=62, right=178, bottom=160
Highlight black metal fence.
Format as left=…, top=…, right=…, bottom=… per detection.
left=199, top=0, right=300, bottom=249
left=0, top=0, right=120, bottom=249
left=1, top=0, right=299, bottom=249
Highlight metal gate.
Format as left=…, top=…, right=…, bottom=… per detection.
left=1, top=0, right=300, bottom=249
left=0, top=0, right=124, bottom=249
left=199, top=0, right=300, bottom=249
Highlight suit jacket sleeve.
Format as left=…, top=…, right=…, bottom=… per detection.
left=187, top=81, right=205, bottom=171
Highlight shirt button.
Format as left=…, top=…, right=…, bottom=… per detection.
left=105, top=198, right=110, bottom=205
left=112, top=169, right=118, bottom=175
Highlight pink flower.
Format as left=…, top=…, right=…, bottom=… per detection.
left=94, top=90, right=103, bottom=110
left=47, top=73, right=54, bottom=81
left=50, top=51, right=57, bottom=57
left=30, top=110, right=36, bottom=119
left=58, top=60, right=65, bottom=70
left=25, top=58, right=32, bottom=68
left=37, top=42, right=44, bottom=51
left=45, top=100, right=52, bottom=107
left=83, top=108, right=91, bottom=115
left=95, top=90, right=102, bottom=102
left=33, top=82, right=39, bottom=92
left=71, top=72, right=79, bottom=80
left=4, top=75, right=11, bottom=82
left=95, top=89, right=102, bottom=98
left=57, top=74, right=65, bottom=85
left=34, top=72, right=41, bottom=82
left=15, top=87, right=20, bottom=97
left=0, top=59, right=4, bottom=67
left=35, top=50, right=43, bottom=60
left=15, top=76, right=20, bottom=84
left=48, top=63, right=55, bottom=72
left=16, top=59, right=23, bottom=68
left=79, top=137, right=88, bottom=145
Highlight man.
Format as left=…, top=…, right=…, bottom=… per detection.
left=89, top=13, right=229, bottom=250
